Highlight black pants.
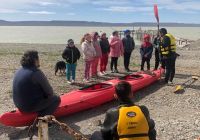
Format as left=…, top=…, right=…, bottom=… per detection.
left=154, top=48, right=160, bottom=70
left=164, top=57, right=176, bottom=82
left=110, top=57, right=118, bottom=71
left=90, top=131, right=104, bottom=140
left=124, top=52, right=132, bottom=70
left=19, top=95, right=61, bottom=117
left=141, top=57, right=150, bottom=71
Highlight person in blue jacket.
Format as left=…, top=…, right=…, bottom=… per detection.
left=140, top=34, right=153, bottom=71
left=13, top=50, right=61, bottom=117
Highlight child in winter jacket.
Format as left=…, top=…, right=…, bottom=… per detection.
left=140, top=34, right=153, bottom=71
left=81, top=33, right=96, bottom=82
left=62, top=39, right=80, bottom=84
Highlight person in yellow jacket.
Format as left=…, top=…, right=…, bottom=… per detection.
left=159, top=28, right=178, bottom=84
left=90, top=81, right=156, bottom=140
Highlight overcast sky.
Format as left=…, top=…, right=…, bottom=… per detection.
left=0, top=0, right=199, bottom=23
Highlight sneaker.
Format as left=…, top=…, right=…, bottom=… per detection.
left=99, top=72, right=104, bottom=76
left=168, top=81, right=174, bottom=85
left=67, top=80, right=71, bottom=84
left=114, top=69, right=119, bottom=73
left=83, top=79, right=90, bottom=83
left=111, top=70, right=114, bottom=73
left=71, top=80, right=75, bottom=84
left=103, top=71, right=107, bottom=75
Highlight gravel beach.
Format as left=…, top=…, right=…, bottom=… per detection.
left=0, top=40, right=200, bottom=140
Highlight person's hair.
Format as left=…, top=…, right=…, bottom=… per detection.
left=20, top=50, right=39, bottom=67
left=159, top=28, right=167, bottom=35
left=80, top=33, right=90, bottom=44
left=112, top=31, right=118, bottom=36
left=115, top=81, right=132, bottom=100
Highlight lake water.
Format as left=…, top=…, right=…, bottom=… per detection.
left=0, top=26, right=199, bottom=44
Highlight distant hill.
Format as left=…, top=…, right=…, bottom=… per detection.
left=0, top=20, right=200, bottom=27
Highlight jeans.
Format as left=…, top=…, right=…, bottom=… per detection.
left=124, top=52, right=132, bottom=70
left=66, top=63, right=77, bottom=81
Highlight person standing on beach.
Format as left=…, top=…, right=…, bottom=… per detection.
left=159, top=28, right=177, bottom=84
left=122, top=29, right=135, bottom=72
left=13, top=50, right=61, bottom=117
left=90, top=81, right=156, bottom=140
left=109, top=31, right=124, bottom=73
left=140, top=34, right=153, bottom=71
left=91, top=32, right=102, bottom=78
left=99, top=32, right=110, bottom=75
left=62, top=39, right=80, bottom=84
left=81, top=33, right=96, bottom=82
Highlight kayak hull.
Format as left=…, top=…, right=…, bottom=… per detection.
left=0, top=68, right=164, bottom=127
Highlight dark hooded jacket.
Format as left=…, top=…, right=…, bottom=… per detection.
left=62, top=45, right=80, bottom=64
left=122, top=35, right=135, bottom=53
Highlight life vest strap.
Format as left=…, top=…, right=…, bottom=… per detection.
left=119, top=133, right=148, bottom=138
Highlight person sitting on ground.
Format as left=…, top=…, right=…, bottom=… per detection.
left=99, top=32, right=110, bottom=75
left=62, top=39, right=81, bottom=84
left=90, top=81, right=156, bottom=140
left=122, top=29, right=135, bottom=72
left=13, top=50, right=61, bottom=117
left=140, top=34, right=153, bottom=71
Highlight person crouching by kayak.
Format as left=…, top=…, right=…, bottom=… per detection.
left=81, top=33, right=96, bottom=83
left=91, top=32, right=102, bottom=78
left=99, top=32, right=110, bottom=75
left=62, top=39, right=81, bottom=84
left=90, top=81, right=156, bottom=140
left=109, top=31, right=124, bottom=73
left=13, top=50, right=61, bottom=117
left=140, top=34, right=153, bottom=71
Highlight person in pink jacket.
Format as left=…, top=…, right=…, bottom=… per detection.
left=81, top=33, right=96, bottom=82
left=109, top=31, right=124, bottom=73
left=91, top=32, right=102, bottom=78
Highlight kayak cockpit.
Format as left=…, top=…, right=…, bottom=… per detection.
left=79, top=83, right=113, bottom=92
left=119, top=74, right=143, bottom=80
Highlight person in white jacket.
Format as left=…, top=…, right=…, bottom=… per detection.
left=81, top=33, right=96, bottom=82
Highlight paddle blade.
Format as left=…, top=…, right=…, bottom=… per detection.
left=174, top=85, right=184, bottom=93
left=154, top=4, right=159, bottom=23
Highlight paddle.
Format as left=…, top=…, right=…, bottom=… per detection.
left=154, top=4, right=159, bottom=32
left=174, top=76, right=198, bottom=93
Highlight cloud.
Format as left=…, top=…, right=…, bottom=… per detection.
left=37, top=1, right=59, bottom=6
left=27, top=11, right=55, bottom=15
left=0, top=9, right=20, bottom=14
left=92, top=0, right=130, bottom=5
left=67, top=12, right=76, bottom=15
left=102, top=6, right=152, bottom=12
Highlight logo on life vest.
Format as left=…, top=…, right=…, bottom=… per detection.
left=126, top=112, right=136, bottom=117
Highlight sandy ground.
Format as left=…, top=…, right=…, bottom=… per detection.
left=0, top=40, right=200, bottom=140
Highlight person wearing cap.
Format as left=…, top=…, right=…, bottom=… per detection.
left=140, top=34, right=153, bottom=71
left=109, top=31, right=124, bottom=73
left=91, top=32, right=102, bottom=77
left=62, top=39, right=80, bottom=84
left=159, top=28, right=177, bottom=84
left=90, top=81, right=156, bottom=140
left=99, top=32, right=110, bottom=75
left=122, top=30, right=135, bottom=72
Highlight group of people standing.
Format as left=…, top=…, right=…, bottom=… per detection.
left=62, top=30, right=135, bottom=83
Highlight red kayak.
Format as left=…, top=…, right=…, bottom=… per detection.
left=0, top=68, right=164, bottom=127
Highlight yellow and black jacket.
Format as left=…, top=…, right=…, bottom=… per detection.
left=101, top=100, right=156, bottom=140
left=160, top=33, right=176, bottom=57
